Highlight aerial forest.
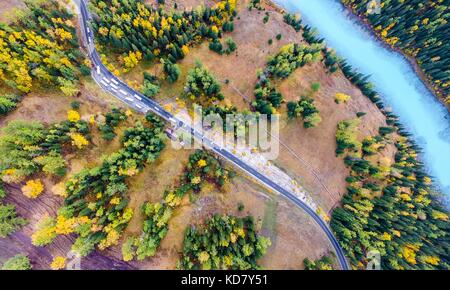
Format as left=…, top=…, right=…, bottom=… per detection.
left=342, top=0, right=449, bottom=105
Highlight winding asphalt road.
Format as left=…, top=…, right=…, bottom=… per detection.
left=77, top=0, right=349, bottom=270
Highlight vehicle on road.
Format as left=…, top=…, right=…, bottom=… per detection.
left=76, top=0, right=349, bottom=270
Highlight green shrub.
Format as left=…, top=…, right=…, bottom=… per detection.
left=0, top=204, right=27, bottom=238
left=1, top=254, right=31, bottom=270
left=0, top=94, right=20, bottom=115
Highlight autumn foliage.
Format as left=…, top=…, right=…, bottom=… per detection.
left=22, top=179, right=44, bottom=199
left=0, top=1, right=86, bottom=96
left=178, top=215, right=271, bottom=270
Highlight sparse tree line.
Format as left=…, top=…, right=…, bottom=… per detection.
left=287, top=82, right=322, bottom=128
left=342, top=0, right=449, bottom=105
left=283, top=13, right=302, bottom=32
left=184, top=61, right=224, bottom=104
left=252, top=42, right=323, bottom=116
left=0, top=0, right=87, bottom=97
left=122, top=149, right=235, bottom=261
left=0, top=94, right=21, bottom=116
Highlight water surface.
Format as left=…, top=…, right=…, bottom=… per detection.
left=273, top=0, right=450, bottom=199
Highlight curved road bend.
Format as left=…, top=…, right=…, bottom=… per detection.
left=76, top=0, right=349, bottom=270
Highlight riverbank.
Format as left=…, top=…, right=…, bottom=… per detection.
left=271, top=0, right=450, bottom=200
left=269, top=0, right=448, bottom=112
left=339, top=2, right=449, bottom=113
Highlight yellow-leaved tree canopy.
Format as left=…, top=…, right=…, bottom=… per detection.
left=0, top=0, right=87, bottom=96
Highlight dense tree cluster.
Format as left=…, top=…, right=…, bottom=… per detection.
left=298, top=24, right=340, bottom=74
left=0, top=180, right=27, bottom=238
left=287, top=97, right=322, bottom=128
left=31, top=114, right=166, bottom=256
left=203, top=104, right=248, bottom=136
left=331, top=117, right=450, bottom=269
left=283, top=12, right=340, bottom=74
left=280, top=10, right=450, bottom=269
left=342, top=0, right=449, bottom=104
left=0, top=117, right=90, bottom=182
left=303, top=255, right=334, bottom=270
left=335, top=92, right=351, bottom=104
left=266, top=43, right=323, bottom=79
left=98, top=108, right=128, bottom=141
left=50, top=256, right=66, bottom=270
left=178, top=214, right=271, bottom=270
left=209, top=37, right=237, bottom=55
left=161, top=58, right=180, bottom=83
left=122, top=201, right=172, bottom=261
left=0, top=0, right=85, bottom=96
left=252, top=78, right=282, bottom=115
left=182, top=62, right=247, bottom=138
left=21, top=179, right=45, bottom=199
left=122, top=150, right=235, bottom=261
left=90, top=0, right=236, bottom=79
left=1, top=254, right=31, bottom=270
left=184, top=149, right=235, bottom=190
left=142, top=72, right=160, bottom=98
left=184, top=62, right=224, bottom=103
left=0, top=94, right=21, bottom=116
left=0, top=202, right=27, bottom=238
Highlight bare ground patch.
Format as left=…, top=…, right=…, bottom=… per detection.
left=0, top=0, right=24, bottom=23
left=274, top=62, right=394, bottom=212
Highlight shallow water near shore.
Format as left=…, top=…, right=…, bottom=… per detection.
left=272, top=0, right=450, bottom=202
